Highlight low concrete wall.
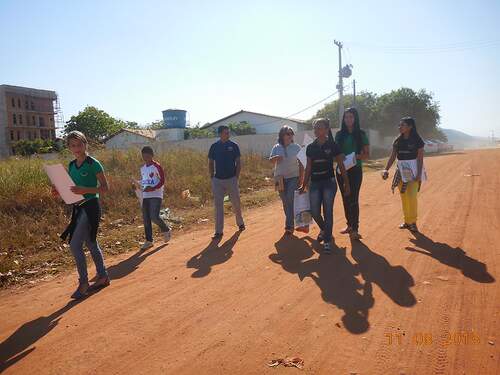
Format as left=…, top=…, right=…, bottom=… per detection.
left=155, top=130, right=316, bottom=156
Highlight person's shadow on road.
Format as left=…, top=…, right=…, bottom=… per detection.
left=350, top=239, right=416, bottom=307
left=186, top=231, right=241, bottom=278
left=406, top=232, right=495, bottom=283
left=0, top=299, right=83, bottom=373
left=0, top=243, right=167, bottom=372
left=269, top=234, right=315, bottom=274
left=270, top=236, right=374, bottom=334
left=106, top=243, right=166, bottom=280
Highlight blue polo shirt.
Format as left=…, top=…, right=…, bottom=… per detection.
left=208, top=140, right=241, bottom=179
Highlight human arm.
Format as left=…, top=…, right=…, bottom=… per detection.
left=144, top=163, right=165, bottom=192
left=298, top=157, right=312, bottom=193
left=208, top=158, right=215, bottom=178
left=269, top=155, right=284, bottom=164
left=70, top=172, right=109, bottom=195
left=336, top=154, right=350, bottom=196
left=235, top=157, right=241, bottom=179
left=356, top=144, right=370, bottom=160
left=382, top=147, right=397, bottom=180
left=416, top=147, right=424, bottom=181
left=356, top=132, right=370, bottom=160
left=298, top=160, right=305, bottom=187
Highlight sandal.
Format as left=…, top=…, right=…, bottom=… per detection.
left=408, top=223, right=419, bottom=233
left=340, top=226, right=352, bottom=234
left=89, top=276, right=110, bottom=292
left=71, top=282, right=89, bottom=300
left=399, top=223, right=410, bottom=229
left=349, top=231, right=362, bottom=240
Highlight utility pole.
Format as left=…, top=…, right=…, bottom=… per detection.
left=353, top=79, right=357, bottom=107
left=334, top=40, right=343, bottom=127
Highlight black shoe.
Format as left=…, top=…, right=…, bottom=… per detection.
left=238, top=224, right=246, bottom=232
left=408, top=223, right=419, bottom=233
left=323, top=242, right=332, bottom=254
left=71, top=282, right=89, bottom=300
left=212, top=233, right=223, bottom=240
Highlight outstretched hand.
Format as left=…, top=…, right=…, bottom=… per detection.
left=70, top=186, right=87, bottom=195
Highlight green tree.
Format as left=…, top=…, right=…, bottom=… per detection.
left=64, top=106, right=124, bottom=141
left=115, top=120, right=140, bottom=129
left=311, top=87, right=446, bottom=141
left=12, top=139, right=56, bottom=156
left=145, top=120, right=165, bottom=130
left=374, top=88, right=444, bottom=139
left=227, top=121, right=256, bottom=135
left=184, top=125, right=216, bottom=139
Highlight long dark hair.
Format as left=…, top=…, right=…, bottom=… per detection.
left=395, top=116, right=421, bottom=145
left=337, top=107, right=364, bottom=153
left=277, top=125, right=295, bottom=146
left=312, top=118, right=334, bottom=143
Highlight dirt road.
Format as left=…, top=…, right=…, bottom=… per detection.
left=1, top=149, right=499, bottom=375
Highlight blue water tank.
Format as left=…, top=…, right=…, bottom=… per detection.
left=162, top=109, right=187, bottom=129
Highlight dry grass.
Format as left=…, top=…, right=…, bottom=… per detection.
left=0, top=148, right=275, bottom=287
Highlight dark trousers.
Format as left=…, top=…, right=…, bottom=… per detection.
left=142, top=198, right=170, bottom=242
left=336, top=164, right=363, bottom=231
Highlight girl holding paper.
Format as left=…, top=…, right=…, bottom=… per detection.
left=382, top=117, right=425, bottom=233
left=55, top=131, right=110, bottom=299
left=335, top=108, right=370, bottom=240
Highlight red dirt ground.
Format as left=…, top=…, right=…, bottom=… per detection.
left=1, top=149, right=499, bottom=374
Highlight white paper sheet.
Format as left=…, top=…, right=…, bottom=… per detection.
left=296, top=147, right=307, bottom=168
left=302, top=133, right=314, bottom=146
left=293, top=190, right=312, bottom=228
left=44, top=164, right=84, bottom=204
left=397, top=159, right=427, bottom=183
left=343, top=152, right=357, bottom=170
left=134, top=180, right=143, bottom=206
left=296, top=133, right=314, bottom=169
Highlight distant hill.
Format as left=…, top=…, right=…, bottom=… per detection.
left=441, top=128, right=490, bottom=148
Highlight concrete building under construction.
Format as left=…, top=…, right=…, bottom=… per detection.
left=0, top=84, right=62, bottom=157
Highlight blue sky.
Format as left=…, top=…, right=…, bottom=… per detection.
left=1, top=0, right=499, bottom=136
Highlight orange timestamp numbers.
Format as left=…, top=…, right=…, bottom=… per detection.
left=385, top=331, right=481, bottom=346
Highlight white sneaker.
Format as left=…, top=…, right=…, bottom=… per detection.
left=140, top=241, right=154, bottom=251
left=163, top=231, right=171, bottom=243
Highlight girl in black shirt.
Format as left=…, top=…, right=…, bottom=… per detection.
left=382, top=117, right=425, bottom=232
left=300, top=118, right=350, bottom=253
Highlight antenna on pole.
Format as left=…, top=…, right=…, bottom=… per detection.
left=334, top=40, right=343, bottom=127
left=353, top=80, right=357, bottom=107
left=334, top=40, right=353, bottom=126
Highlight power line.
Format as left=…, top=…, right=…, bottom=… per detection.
left=347, top=39, right=500, bottom=54
left=249, top=86, right=351, bottom=127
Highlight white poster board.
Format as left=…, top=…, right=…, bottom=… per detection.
left=294, top=190, right=312, bottom=229
left=296, top=148, right=307, bottom=169
left=296, top=133, right=314, bottom=169
left=44, top=164, right=84, bottom=204
left=397, top=159, right=427, bottom=183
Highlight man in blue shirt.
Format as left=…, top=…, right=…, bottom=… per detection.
left=208, top=125, right=245, bottom=239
